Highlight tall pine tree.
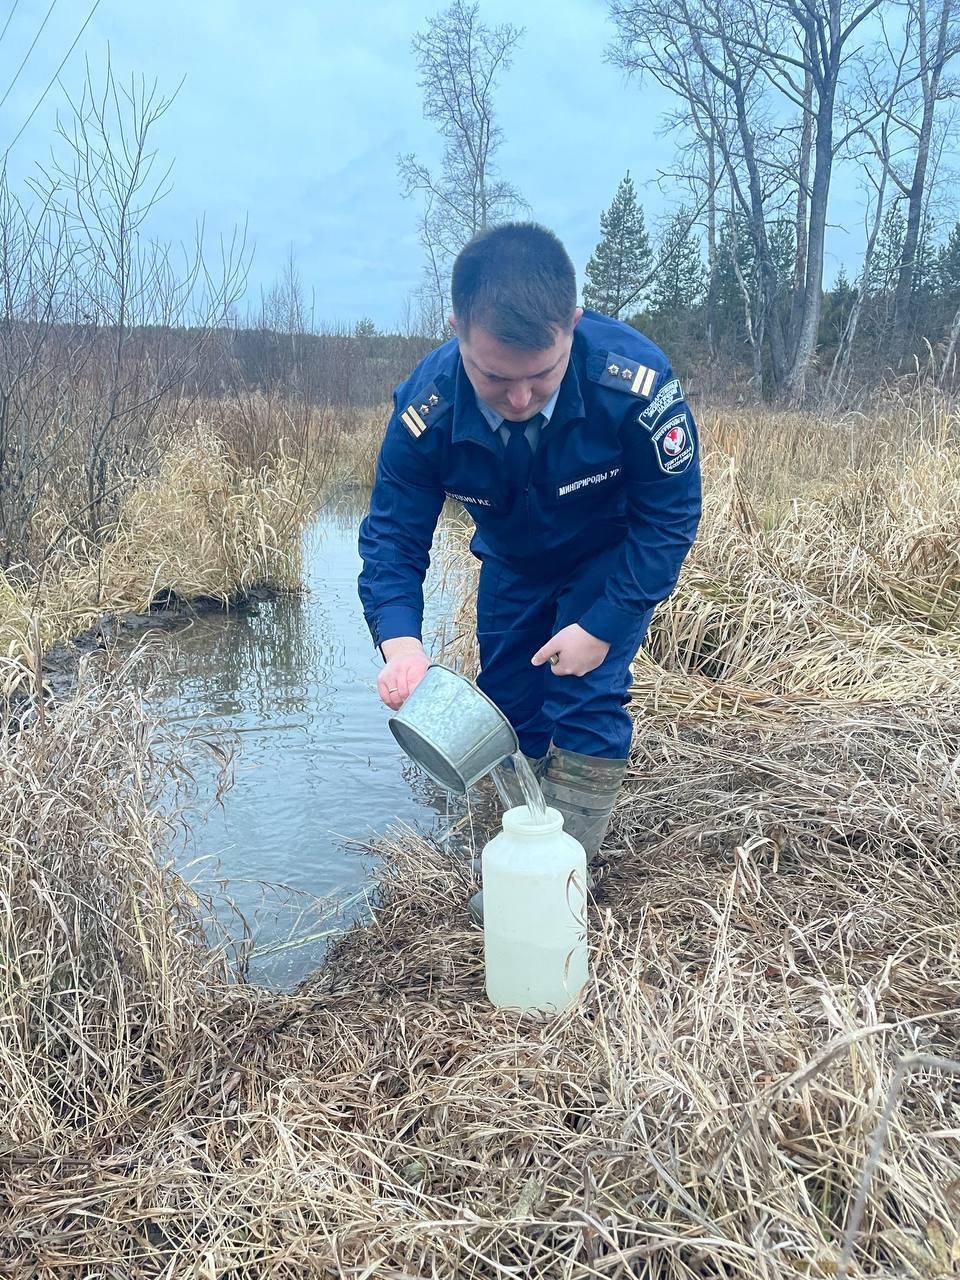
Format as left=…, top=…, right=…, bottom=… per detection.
left=584, top=173, right=652, bottom=317
left=865, top=207, right=907, bottom=350
left=867, top=207, right=906, bottom=298
left=820, top=265, right=856, bottom=345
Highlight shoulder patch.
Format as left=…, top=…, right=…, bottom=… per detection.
left=639, top=378, right=684, bottom=430
left=594, top=352, right=659, bottom=399
left=651, top=410, right=697, bottom=475
left=399, top=381, right=448, bottom=439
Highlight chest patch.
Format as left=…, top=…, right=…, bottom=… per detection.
left=556, top=466, right=622, bottom=499
left=652, top=412, right=696, bottom=475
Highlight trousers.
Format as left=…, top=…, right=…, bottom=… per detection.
left=474, top=542, right=653, bottom=760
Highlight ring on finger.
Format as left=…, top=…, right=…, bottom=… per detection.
left=549, top=654, right=560, bottom=666
left=388, top=687, right=398, bottom=693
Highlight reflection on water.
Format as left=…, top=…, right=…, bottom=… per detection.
left=138, top=495, right=465, bottom=987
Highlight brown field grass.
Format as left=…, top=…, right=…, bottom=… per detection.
left=0, top=426, right=309, bottom=709
left=199, top=391, right=387, bottom=490
left=1, top=387, right=960, bottom=1276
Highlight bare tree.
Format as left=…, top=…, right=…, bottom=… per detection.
left=0, top=59, right=249, bottom=567
left=609, top=0, right=794, bottom=394
left=260, top=246, right=310, bottom=337
left=888, top=0, right=960, bottom=350
left=827, top=151, right=895, bottom=395
left=24, top=59, right=249, bottom=541
left=609, top=0, right=919, bottom=402
left=828, top=15, right=920, bottom=390
left=397, top=0, right=526, bottom=331
left=662, top=89, right=729, bottom=355
left=0, top=1, right=103, bottom=160
left=788, top=47, right=815, bottom=355
left=758, top=0, right=891, bottom=401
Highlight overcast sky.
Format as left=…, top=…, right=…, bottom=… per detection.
left=0, top=0, right=868, bottom=330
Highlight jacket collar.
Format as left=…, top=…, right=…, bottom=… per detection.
left=551, top=350, right=586, bottom=427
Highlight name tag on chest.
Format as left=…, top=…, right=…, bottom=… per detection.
left=556, top=467, right=622, bottom=499
left=445, top=490, right=494, bottom=508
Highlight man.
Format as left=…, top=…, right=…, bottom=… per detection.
left=358, top=222, right=701, bottom=901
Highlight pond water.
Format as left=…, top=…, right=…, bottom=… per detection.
left=138, top=497, right=472, bottom=988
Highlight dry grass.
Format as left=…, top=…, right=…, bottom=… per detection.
left=643, top=388, right=960, bottom=717
left=2, top=674, right=958, bottom=1277
left=2, top=386, right=960, bottom=1276
left=326, top=403, right=390, bottom=489
left=0, top=426, right=310, bottom=708
left=199, top=391, right=387, bottom=491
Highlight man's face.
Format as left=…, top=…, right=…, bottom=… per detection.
left=454, top=309, right=582, bottom=421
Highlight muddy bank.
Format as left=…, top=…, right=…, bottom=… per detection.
left=36, top=587, right=279, bottom=703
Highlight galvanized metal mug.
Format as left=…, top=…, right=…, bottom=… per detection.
left=387, top=664, right=519, bottom=794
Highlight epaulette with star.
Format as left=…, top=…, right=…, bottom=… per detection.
left=592, top=352, right=659, bottom=400
left=399, top=382, right=448, bottom=439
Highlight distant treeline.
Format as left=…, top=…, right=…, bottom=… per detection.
left=621, top=207, right=960, bottom=398
left=198, top=325, right=435, bottom=407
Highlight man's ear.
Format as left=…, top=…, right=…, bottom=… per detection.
left=572, top=306, right=584, bottom=328
left=448, top=312, right=457, bottom=333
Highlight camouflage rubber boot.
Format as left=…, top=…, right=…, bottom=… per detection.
left=523, top=752, right=548, bottom=779
left=538, top=746, right=629, bottom=865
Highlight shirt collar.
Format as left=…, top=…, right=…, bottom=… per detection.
left=446, top=351, right=584, bottom=450
left=476, top=383, right=562, bottom=433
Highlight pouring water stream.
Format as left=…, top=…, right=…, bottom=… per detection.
left=491, top=751, right=548, bottom=823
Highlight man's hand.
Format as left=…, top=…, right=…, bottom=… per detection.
left=532, top=624, right=610, bottom=677
left=378, top=637, right=431, bottom=710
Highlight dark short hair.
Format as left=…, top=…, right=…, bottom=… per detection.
left=451, top=222, right=577, bottom=349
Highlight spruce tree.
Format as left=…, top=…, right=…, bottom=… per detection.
left=937, top=220, right=960, bottom=302
left=768, top=219, right=796, bottom=301
left=909, top=213, right=938, bottom=343
left=584, top=173, right=652, bottom=317
left=820, top=265, right=856, bottom=344
left=866, top=206, right=907, bottom=350
left=867, top=207, right=906, bottom=298
left=647, top=209, right=706, bottom=316
left=640, top=209, right=706, bottom=353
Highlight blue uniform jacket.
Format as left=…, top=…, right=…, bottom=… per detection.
left=358, top=309, right=702, bottom=649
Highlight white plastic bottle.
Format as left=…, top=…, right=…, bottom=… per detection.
left=482, top=805, right=589, bottom=1012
